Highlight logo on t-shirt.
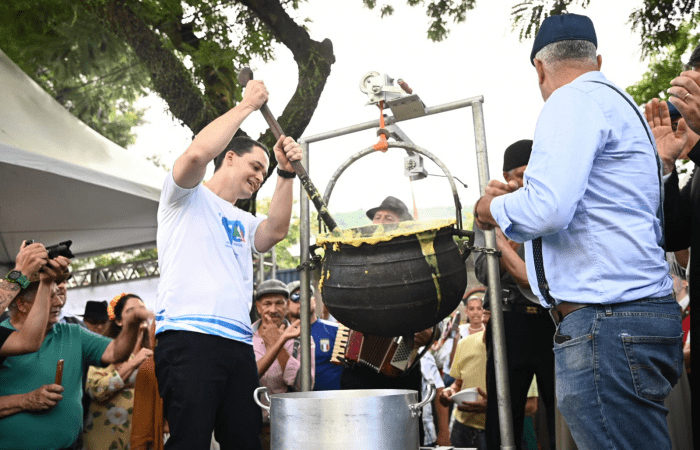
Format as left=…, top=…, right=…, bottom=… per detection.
left=222, top=217, right=246, bottom=244
left=320, top=338, right=330, bottom=353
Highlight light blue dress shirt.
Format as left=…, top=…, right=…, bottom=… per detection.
left=490, top=71, right=672, bottom=306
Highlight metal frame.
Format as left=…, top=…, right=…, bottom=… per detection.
left=297, top=96, right=516, bottom=449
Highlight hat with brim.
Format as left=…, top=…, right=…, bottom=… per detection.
left=255, top=279, right=289, bottom=301
left=530, top=13, right=597, bottom=65
left=80, top=300, right=109, bottom=321
left=366, top=196, right=413, bottom=222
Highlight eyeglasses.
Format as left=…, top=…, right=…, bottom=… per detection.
left=289, top=292, right=301, bottom=303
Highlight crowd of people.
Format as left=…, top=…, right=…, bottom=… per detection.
left=1, top=11, right=697, bottom=450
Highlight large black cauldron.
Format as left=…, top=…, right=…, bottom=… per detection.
left=316, top=219, right=469, bottom=336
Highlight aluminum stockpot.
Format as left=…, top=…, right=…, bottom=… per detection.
left=254, top=384, right=435, bottom=450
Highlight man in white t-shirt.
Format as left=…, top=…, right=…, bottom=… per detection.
left=154, top=79, right=301, bottom=450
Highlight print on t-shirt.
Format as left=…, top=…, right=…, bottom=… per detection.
left=222, top=216, right=246, bottom=246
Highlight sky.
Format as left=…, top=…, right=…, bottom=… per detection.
left=129, top=0, right=652, bottom=220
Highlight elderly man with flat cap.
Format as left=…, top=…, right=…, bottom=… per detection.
left=474, top=14, right=681, bottom=450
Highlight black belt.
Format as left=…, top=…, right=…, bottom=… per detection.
left=502, top=302, right=548, bottom=315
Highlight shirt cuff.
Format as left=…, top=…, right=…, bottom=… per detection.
left=489, top=195, right=515, bottom=238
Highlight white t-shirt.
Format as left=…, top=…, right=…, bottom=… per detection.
left=156, top=173, right=264, bottom=345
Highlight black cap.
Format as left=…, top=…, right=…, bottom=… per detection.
left=366, top=196, right=413, bottom=222
left=503, top=140, right=533, bottom=172
left=530, top=13, right=597, bottom=65
left=80, top=300, right=109, bottom=321
left=255, top=279, right=289, bottom=301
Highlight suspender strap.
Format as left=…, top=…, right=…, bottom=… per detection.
left=532, top=237, right=556, bottom=307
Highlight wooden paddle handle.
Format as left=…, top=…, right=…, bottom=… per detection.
left=237, top=67, right=339, bottom=232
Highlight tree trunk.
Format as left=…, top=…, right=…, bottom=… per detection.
left=84, top=0, right=335, bottom=213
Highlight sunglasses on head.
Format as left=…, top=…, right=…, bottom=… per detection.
left=290, top=292, right=301, bottom=302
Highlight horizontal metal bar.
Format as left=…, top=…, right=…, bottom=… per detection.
left=300, top=96, right=485, bottom=144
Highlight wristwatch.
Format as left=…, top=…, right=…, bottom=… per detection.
left=5, top=270, right=30, bottom=289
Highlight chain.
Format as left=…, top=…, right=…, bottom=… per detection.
left=296, top=255, right=322, bottom=272
left=467, top=245, right=502, bottom=257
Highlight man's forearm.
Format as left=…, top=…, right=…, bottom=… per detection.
left=255, top=176, right=294, bottom=252
left=257, top=339, right=285, bottom=377
left=474, top=195, right=498, bottom=228
left=101, top=323, right=140, bottom=365
left=173, top=103, right=257, bottom=188
left=434, top=388, right=451, bottom=444
left=275, top=345, right=291, bottom=372
left=497, top=242, right=530, bottom=288
left=3, top=281, right=51, bottom=355
left=0, top=393, right=28, bottom=419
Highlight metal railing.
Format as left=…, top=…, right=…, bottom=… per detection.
left=66, top=259, right=160, bottom=288
left=66, top=250, right=280, bottom=289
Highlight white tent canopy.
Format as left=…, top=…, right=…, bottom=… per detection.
left=0, top=49, right=167, bottom=268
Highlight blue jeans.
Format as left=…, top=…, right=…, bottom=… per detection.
left=554, top=296, right=683, bottom=450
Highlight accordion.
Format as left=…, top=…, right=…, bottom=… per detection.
left=331, top=324, right=419, bottom=378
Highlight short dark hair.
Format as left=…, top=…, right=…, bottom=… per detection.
left=213, top=137, right=269, bottom=172
left=687, top=44, right=700, bottom=71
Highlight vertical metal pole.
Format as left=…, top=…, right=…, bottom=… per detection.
left=257, top=253, right=264, bottom=284
left=299, top=141, right=312, bottom=392
left=271, top=246, right=277, bottom=280
left=472, top=99, right=516, bottom=450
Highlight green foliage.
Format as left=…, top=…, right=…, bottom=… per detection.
left=509, top=0, right=697, bottom=60
left=0, top=0, right=149, bottom=147
left=256, top=197, right=322, bottom=270
left=362, top=0, right=477, bottom=42
left=0, top=0, right=290, bottom=147
left=71, top=248, right=158, bottom=270
left=630, top=0, right=700, bottom=58
left=627, top=20, right=700, bottom=105
left=510, top=0, right=590, bottom=41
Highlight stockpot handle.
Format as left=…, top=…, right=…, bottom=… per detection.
left=254, top=386, right=271, bottom=414
left=408, top=382, right=436, bottom=418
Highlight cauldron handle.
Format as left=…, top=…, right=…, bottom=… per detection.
left=408, top=383, right=436, bottom=418
left=453, top=229, right=475, bottom=262
left=254, top=386, right=271, bottom=414
left=321, top=142, right=465, bottom=231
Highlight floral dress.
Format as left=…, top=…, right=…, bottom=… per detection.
left=82, top=358, right=139, bottom=450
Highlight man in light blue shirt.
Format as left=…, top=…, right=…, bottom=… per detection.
left=474, top=13, right=683, bottom=450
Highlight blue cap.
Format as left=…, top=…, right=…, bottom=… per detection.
left=666, top=101, right=681, bottom=120
left=530, top=14, right=597, bottom=65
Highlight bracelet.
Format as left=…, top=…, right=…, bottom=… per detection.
left=277, top=168, right=296, bottom=179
